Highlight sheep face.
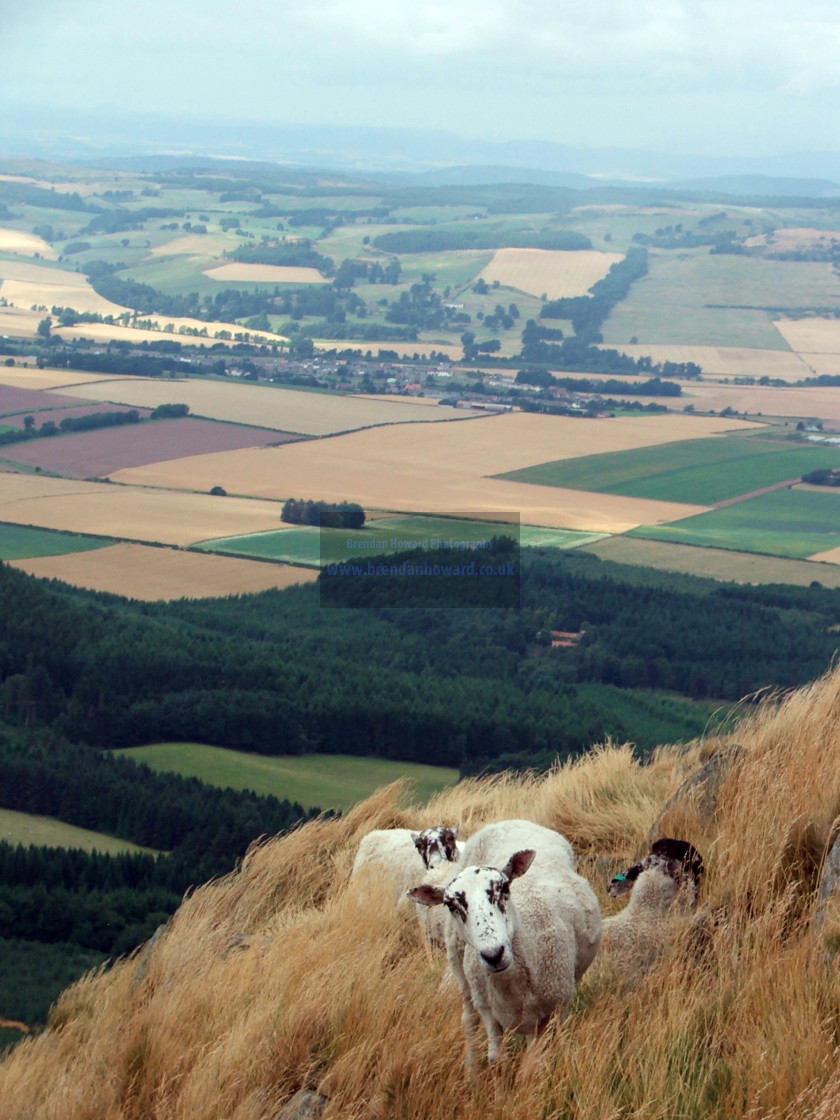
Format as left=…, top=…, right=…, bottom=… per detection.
left=608, top=838, right=704, bottom=904
left=410, top=849, right=536, bottom=973
left=412, top=825, right=460, bottom=870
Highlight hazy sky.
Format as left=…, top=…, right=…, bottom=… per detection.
left=4, top=0, right=840, bottom=157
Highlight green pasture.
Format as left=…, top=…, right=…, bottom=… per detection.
left=195, top=514, right=601, bottom=567
left=496, top=436, right=840, bottom=505
left=628, top=486, right=840, bottom=558
left=0, top=523, right=113, bottom=561
left=601, top=250, right=840, bottom=349
left=114, top=744, right=459, bottom=812
left=0, top=808, right=159, bottom=855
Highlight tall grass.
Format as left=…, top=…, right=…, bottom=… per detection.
left=5, top=667, right=840, bottom=1118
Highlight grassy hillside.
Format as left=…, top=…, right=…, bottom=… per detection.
left=6, top=664, right=840, bottom=1117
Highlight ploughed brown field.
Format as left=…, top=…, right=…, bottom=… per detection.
left=9, top=542, right=318, bottom=601
left=1, top=401, right=153, bottom=430
left=0, top=384, right=92, bottom=416
left=3, top=417, right=296, bottom=478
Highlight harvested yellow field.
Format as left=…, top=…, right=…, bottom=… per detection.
left=477, top=248, right=623, bottom=299
left=669, top=380, right=840, bottom=423
left=745, top=227, right=833, bottom=251
left=0, top=226, right=57, bottom=259
left=66, top=376, right=488, bottom=435
left=0, top=474, right=290, bottom=547
left=203, top=263, right=327, bottom=284
left=0, top=366, right=127, bottom=390
left=583, top=536, right=840, bottom=587
left=0, top=304, right=42, bottom=337
left=774, top=318, right=840, bottom=354
left=9, top=542, right=317, bottom=601
left=0, top=260, right=128, bottom=317
left=810, top=545, right=840, bottom=565
left=604, top=343, right=813, bottom=382
left=149, top=235, right=232, bottom=258
left=111, top=412, right=756, bottom=532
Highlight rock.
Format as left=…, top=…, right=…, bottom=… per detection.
left=647, top=743, right=743, bottom=847
left=275, top=1089, right=329, bottom=1120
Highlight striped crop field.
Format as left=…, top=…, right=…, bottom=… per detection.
left=113, top=744, right=459, bottom=812
left=496, top=436, right=840, bottom=505
left=627, top=486, right=840, bottom=559
left=196, top=515, right=605, bottom=567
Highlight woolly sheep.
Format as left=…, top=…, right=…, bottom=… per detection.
left=409, top=846, right=602, bottom=1068
left=600, top=862, right=697, bottom=984
left=351, top=825, right=462, bottom=903
left=460, top=818, right=576, bottom=874
left=608, top=837, right=704, bottom=905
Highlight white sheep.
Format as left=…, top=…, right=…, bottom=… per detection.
left=600, top=864, right=695, bottom=984
left=409, top=846, right=602, bottom=1068
left=351, top=825, right=462, bottom=903
left=460, top=818, right=576, bottom=873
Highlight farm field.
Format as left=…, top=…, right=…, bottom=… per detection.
left=2, top=416, right=293, bottom=478
left=600, top=343, right=813, bottom=381
left=476, top=248, right=623, bottom=299
left=0, top=383, right=94, bottom=417
left=112, top=744, right=459, bottom=812
left=0, top=522, right=112, bottom=560
left=627, top=486, right=840, bottom=559
left=0, top=808, right=158, bottom=855
left=197, top=515, right=605, bottom=568
left=581, top=535, right=840, bottom=587
left=670, top=381, right=840, bottom=424
left=110, top=412, right=749, bottom=532
left=0, top=227, right=57, bottom=258
left=0, top=474, right=290, bottom=547
left=601, top=252, right=840, bottom=349
left=496, top=435, right=840, bottom=504
left=9, top=541, right=318, bottom=600
left=65, top=376, right=489, bottom=435
left=0, top=399, right=152, bottom=430
left=0, top=367, right=132, bottom=392
left=202, top=263, right=327, bottom=284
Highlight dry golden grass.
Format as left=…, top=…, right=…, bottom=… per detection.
left=7, top=666, right=840, bottom=1118
left=0, top=475, right=291, bottom=547
left=477, top=248, right=623, bottom=299
left=0, top=226, right=57, bottom=259
left=203, top=263, right=327, bottom=284
left=65, top=376, right=489, bottom=435
left=9, top=542, right=317, bottom=600
left=111, top=412, right=753, bottom=532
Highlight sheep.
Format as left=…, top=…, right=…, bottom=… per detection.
left=608, top=837, right=704, bottom=905
left=460, top=818, right=576, bottom=874
left=409, top=846, right=602, bottom=1068
left=600, top=843, right=704, bottom=984
left=351, top=824, right=461, bottom=899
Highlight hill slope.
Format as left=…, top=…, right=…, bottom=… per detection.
left=4, top=666, right=840, bottom=1118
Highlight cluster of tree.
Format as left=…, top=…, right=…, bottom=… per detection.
left=518, top=317, right=701, bottom=378
left=333, top=258, right=401, bottom=289
left=538, top=247, right=649, bottom=340
left=48, top=348, right=195, bottom=378
left=515, top=369, right=682, bottom=396
left=281, top=499, right=365, bottom=528
left=385, top=279, right=465, bottom=331
left=802, top=468, right=840, bottom=486
left=372, top=228, right=592, bottom=254
left=79, top=208, right=183, bottom=236
left=225, top=240, right=334, bottom=274
left=0, top=181, right=90, bottom=212
left=0, top=409, right=140, bottom=447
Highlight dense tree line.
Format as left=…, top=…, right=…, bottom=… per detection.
left=226, top=241, right=334, bottom=273
left=538, top=247, right=649, bottom=340
left=372, top=228, right=592, bottom=254
left=281, top=499, right=365, bottom=528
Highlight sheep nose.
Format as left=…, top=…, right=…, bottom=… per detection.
left=480, top=945, right=507, bottom=970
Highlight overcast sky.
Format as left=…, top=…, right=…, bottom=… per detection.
left=4, top=0, right=840, bottom=159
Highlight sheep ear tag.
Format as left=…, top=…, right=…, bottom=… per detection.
left=613, top=874, right=627, bottom=882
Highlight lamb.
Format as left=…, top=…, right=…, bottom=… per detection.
left=600, top=842, right=704, bottom=984
left=409, top=843, right=601, bottom=1068
left=350, top=824, right=462, bottom=903
left=608, top=837, right=704, bottom=904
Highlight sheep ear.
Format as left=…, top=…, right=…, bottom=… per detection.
left=503, top=849, right=536, bottom=882
left=407, top=884, right=445, bottom=908
left=451, top=824, right=460, bottom=838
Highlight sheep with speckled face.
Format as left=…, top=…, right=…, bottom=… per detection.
left=351, top=825, right=461, bottom=897
left=409, top=841, right=601, bottom=1069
